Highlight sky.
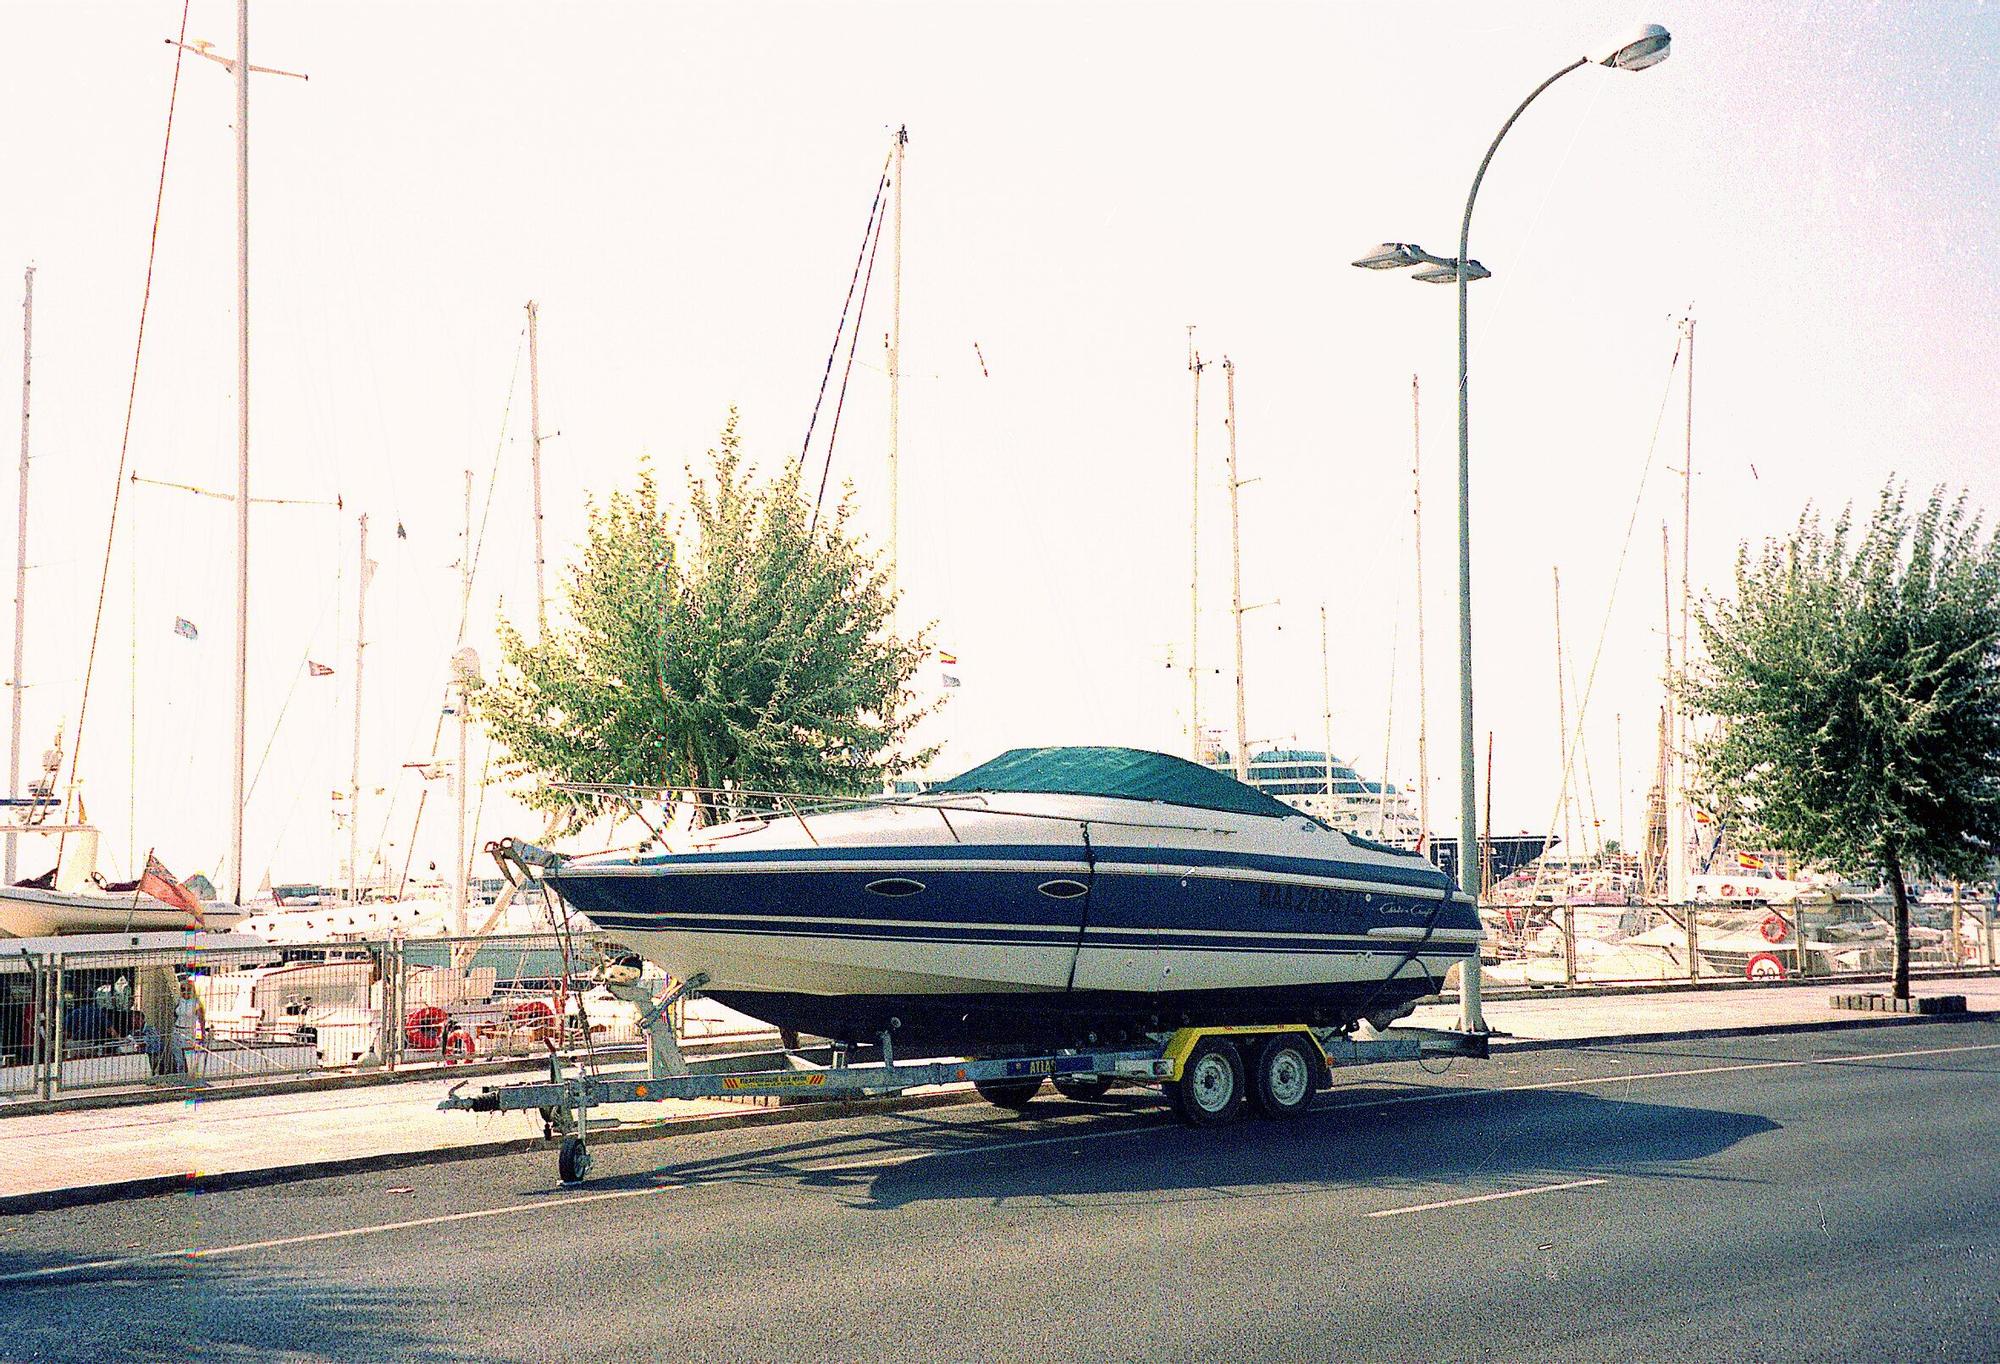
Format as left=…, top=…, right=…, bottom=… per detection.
left=1, top=1, right=1996, bottom=893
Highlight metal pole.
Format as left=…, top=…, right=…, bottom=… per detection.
left=526, top=300, right=547, bottom=641
left=1555, top=567, right=1575, bottom=986
left=7, top=267, right=32, bottom=886
left=348, top=513, right=369, bottom=906
left=887, top=126, right=905, bottom=612
left=1223, top=358, right=1248, bottom=782
left=454, top=471, right=472, bottom=935
left=1411, top=373, right=1430, bottom=851
left=228, top=0, right=251, bottom=907
left=1450, top=57, right=1587, bottom=1035
left=1320, top=604, right=1334, bottom=821
left=1188, top=328, right=1202, bottom=759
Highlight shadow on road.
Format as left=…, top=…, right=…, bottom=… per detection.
left=852, top=1085, right=1781, bottom=1210
left=550, top=1081, right=1779, bottom=1216
left=0, top=1252, right=466, bottom=1364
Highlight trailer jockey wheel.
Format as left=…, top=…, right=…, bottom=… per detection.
left=1249, top=1035, right=1318, bottom=1119
left=558, top=1135, right=592, bottom=1185
left=973, top=1077, right=1044, bottom=1110
left=1052, top=1076, right=1115, bottom=1102
left=1166, top=1038, right=1245, bottom=1128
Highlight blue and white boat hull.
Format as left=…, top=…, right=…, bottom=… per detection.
left=546, top=788, right=1479, bottom=1053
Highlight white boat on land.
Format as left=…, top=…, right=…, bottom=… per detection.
left=523, top=747, right=1482, bottom=1055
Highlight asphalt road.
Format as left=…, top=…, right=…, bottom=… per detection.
left=2, top=1021, right=1996, bottom=1363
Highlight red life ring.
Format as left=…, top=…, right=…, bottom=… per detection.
left=404, top=1004, right=447, bottom=1050
left=1760, top=914, right=1788, bottom=944
left=1745, top=952, right=1786, bottom=981
left=509, top=999, right=558, bottom=1041
left=444, top=1029, right=477, bottom=1059
left=1720, top=884, right=1738, bottom=899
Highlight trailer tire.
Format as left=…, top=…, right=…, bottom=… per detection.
left=1166, top=1038, right=1245, bottom=1128
left=1249, top=1034, right=1318, bottom=1119
left=558, top=1136, right=592, bottom=1185
left=973, top=1077, right=1044, bottom=1110
left=1052, top=1076, right=1114, bottom=1102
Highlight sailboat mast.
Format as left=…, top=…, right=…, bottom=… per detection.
left=526, top=300, right=547, bottom=640
left=1223, top=357, right=1248, bottom=781
left=1320, top=603, right=1333, bottom=816
left=454, top=470, right=472, bottom=934
left=1187, top=327, right=1202, bottom=759
left=347, top=513, right=369, bottom=906
left=1411, top=373, right=1431, bottom=850
left=228, top=0, right=251, bottom=906
left=6, top=266, right=31, bottom=885
left=887, top=125, right=906, bottom=613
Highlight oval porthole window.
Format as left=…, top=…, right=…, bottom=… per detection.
left=1037, top=879, right=1089, bottom=900
left=864, top=877, right=926, bottom=898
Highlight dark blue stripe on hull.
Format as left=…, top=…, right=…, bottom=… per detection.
left=705, top=979, right=1453, bottom=1054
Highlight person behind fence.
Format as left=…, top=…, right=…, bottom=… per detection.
left=161, top=975, right=208, bottom=1076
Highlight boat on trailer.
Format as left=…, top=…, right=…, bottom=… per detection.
left=524, top=747, right=1481, bottom=1055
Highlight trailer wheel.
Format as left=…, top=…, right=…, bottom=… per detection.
left=973, top=1077, right=1044, bottom=1110
left=558, top=1136, right=592, bottom=1185
left=1166, top=1038, right=1245, bottom=1128
left=1052, top=1076, right=1114, bottom=1102
left=1249, top=1034, right=1317, bottom=1119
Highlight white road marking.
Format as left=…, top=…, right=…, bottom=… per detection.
left=1365, top=1177, right=1607, bottom=1219
left=7, top=1037, right=1994, bottom=1283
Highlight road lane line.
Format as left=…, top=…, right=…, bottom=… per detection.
left=8, top=1037, right=1993, bottom=1283
left=1365, top=1177, right=1607, bottom=1219
left=0, top=1183, right=683, bottom=1285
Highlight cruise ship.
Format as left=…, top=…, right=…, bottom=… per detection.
left=1202, top=746, right=1422, bottom=842
left=1201, top=744, right=1550, bottom=889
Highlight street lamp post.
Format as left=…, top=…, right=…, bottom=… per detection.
left=1353, top=23, right=1671, bottom=1033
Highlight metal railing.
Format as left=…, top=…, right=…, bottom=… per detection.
left=0, top=930, right=735, bottom=1102
left=1480, top=896, right=1998, bottom=990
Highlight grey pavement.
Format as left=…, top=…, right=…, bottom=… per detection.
left=1, top=974, right=1992, bottom=1209
left=1, top=1020, right=1995, bottom=1362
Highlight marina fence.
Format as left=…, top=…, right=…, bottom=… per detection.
left=1483, top=897, right=1999, bottom=990
left=0, top=930, right=663, bottom=1102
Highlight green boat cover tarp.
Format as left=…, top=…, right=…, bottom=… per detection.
left=930, top=746, right=1304, bottom=821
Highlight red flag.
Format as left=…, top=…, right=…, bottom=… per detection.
left=140, top=853, right=205, bottom=924
left=307, top=660, right=335, bottom=677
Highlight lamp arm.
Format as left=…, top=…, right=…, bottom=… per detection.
left=1457, top=56, right=1589, bottom=264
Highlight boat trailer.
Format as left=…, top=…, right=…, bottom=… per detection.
left=440, top=960, right=1489, bottom=1185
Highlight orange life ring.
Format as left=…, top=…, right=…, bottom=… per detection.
left=1719, top=883, right=1738, bottom=899
left=1745, top=952, right=1786, bottom=981
left=404, top=1004, right=447, bottom=1050
left=1761, top=913, right=1788, bottom=944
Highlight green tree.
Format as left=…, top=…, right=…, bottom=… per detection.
left=1683, top=482, right=2000, bottom=998
left=480, top=414, right=936, bottom=832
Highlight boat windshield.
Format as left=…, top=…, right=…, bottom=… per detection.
left=929, top=747, right=1309, bottom=822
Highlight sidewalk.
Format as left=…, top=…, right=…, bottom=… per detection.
left=4, top=975, right=1992, bottom=1212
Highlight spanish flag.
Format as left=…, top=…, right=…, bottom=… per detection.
left=1736, top=851, right=1766, bottom=871
left=938, top=650, right=958, bottom=666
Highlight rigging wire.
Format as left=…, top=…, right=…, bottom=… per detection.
left=796, top=153, right=893, bottom=478
left=392, top=333, right=525, bottom=898
left=61, top=0, right=194, bottom=838
left=808, top=190, right=890, bottom=537
left=1541, top=331, right=1687, bottom=853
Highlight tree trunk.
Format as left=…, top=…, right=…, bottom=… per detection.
left=1884, top=842, right=1911, bottom=1001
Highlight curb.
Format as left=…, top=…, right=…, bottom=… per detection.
left=3, top=1008, right=1991, bottom=1216
left=1484, top=1005, right=1996, bottom=1055
left=0, top=1034, right=780, bottom=1121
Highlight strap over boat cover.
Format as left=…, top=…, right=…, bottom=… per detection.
left=929, top=746, right=1304, bottom=821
